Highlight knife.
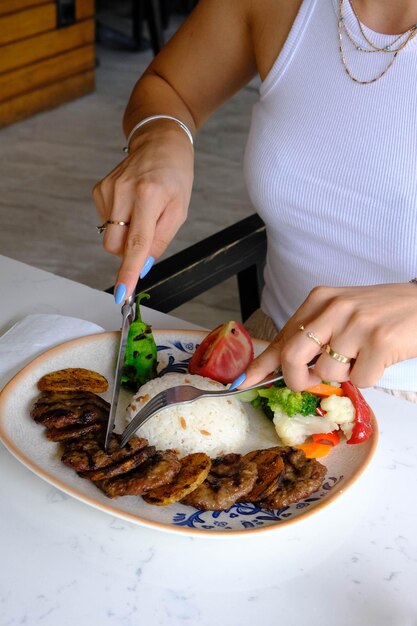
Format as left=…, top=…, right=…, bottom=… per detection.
left=104, top=294, right=135, bottom=451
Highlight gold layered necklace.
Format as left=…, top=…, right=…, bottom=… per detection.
left=338, top=0, right=417, bottom=84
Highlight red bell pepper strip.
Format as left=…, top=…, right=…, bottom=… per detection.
left=341, top=381, right=373, bottom=444
left=312, top=430, right=341, bottom=446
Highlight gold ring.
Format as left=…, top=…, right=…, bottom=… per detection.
left=305, top=330, right=323, bottom=348
left=324, top=344, right=352, bottom=364
left=96, top=220, right=130, bottom=234
left=299, top=325, right=322, bottom=347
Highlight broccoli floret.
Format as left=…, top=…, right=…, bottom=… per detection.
left=251, top=395, right=274, bottom=419
left=256, top=386, right=320, bottom=417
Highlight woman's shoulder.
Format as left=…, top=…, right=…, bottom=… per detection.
left=249, top=0, right=304, bottom=79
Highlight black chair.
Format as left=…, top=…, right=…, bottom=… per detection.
left=106, top=213, right=267, bottom=322
left=96, top=0, right=198, bottom=56
left=96, top=0, right=166, bottom=55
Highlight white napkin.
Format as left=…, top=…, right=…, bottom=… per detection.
left=0, top=314, right=104, bottom=390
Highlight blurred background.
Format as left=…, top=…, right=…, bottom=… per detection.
left=0, top=0, right=258, bottom=328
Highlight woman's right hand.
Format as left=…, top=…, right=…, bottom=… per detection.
left=92, top=0, right=264, bottom=304
left=92, top=120, right=195, bottom=302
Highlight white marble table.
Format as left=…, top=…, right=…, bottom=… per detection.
left=1, top=255, right=416, bottom=626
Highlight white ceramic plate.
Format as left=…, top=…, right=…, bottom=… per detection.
left=0, top=330, right=378, bottom=536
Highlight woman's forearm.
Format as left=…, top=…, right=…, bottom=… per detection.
left=124, top=0, right=257, bottom=138
left=123, top=71, right=198, bottom=141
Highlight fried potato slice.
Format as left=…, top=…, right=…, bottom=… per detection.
left=142, top=452, right=211, bottom=506
left=38, top=368, right=108, bottom=393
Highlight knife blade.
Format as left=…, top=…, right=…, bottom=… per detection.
left=104, top=294, right=135, bottom=450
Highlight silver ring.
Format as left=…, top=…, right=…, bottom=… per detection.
left=324, top=344, right=352, bottom=364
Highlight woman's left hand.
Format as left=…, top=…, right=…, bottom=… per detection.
left=243, top=283, right=417, bottom=391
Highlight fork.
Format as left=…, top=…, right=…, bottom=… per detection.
left=118, top=371, right=288, bottom=448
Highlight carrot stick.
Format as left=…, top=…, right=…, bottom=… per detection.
left=296, top=443, right=333, bottom=458
left=305, top=383, right=344, bottom=397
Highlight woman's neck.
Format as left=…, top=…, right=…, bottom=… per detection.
left=353, top=0, right=417, bottom=34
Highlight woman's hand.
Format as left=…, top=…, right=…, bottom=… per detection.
left=243, top=283, right=417, bottom=390
left=92, top=121, right=194, bottom=301
left=92, top=0, right=262, bottom=304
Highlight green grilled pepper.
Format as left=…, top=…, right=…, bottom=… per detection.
left=121, top=293, right=158, bottom=391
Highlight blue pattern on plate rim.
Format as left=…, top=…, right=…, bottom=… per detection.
left=170, top=476, right=344, bottom=530
left=156, top=340, right=198, bottom=376
left=154, top=336, right=345, bottom=532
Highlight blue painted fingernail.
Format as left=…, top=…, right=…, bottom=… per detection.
left=229, top=373, right=246, bottom=390
left=114, top=283, right=126, bottom=304
left=140, top=256, right=155, bottom=279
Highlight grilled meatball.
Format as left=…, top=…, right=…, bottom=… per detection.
left=45, top=422, right=106, bottom=442
left=97, top=450, right=181, bottom=498
left=257, top=447, right=327, bottom=510
left=31, top=390, right=109, bottom=430
left=61, top=433, right=148, bottom=473
left=31, top=390, right=110, bottom=442
left=181, top=453, right=258, bottom=511
left=238, top=447, right=285, bottom=502
left=79, top=445, right=156, bottom=481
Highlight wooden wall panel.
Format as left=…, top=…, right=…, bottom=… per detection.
left=0, top=45, right=95, bottom=102
left=0, top=3, right=56, bottom=46
left=0, top=20, right=95, bottom=74
left=0, top=70, right=95, bottom=127
left=0, top=1, right=96, bottom=126
left=0, top=0, right=50, bottom=16
left=76, top=0, right=95, bottom=20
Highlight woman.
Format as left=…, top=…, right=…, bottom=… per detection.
left=93, top=0, right=417, bottom=400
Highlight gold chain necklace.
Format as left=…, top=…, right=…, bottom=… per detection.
left=350, top=0, right=417, bottom=52
left=338, top=0, right=417, bottom=84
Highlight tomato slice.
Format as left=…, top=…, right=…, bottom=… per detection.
left=188, top=321, right=254, bottom=384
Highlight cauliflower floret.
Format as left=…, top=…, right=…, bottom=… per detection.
left=272, top=408, right=338, bottom=446
left=320, top=395, right=354, bottom=424
left=320, top=394, right=355, bottom=440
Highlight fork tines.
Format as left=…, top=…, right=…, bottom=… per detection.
left=119, top=392, right=167, bottom=448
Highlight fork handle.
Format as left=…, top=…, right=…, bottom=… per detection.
left=219, top=360, right=317, bottom=396
left=227, top=373, right=284, bottom=394
left=200, top=373, right=285, bottom=397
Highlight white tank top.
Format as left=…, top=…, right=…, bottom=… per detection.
left=244, top=0, right=417, bottom=391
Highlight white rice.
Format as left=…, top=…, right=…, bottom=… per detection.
left=126, top=373, right=250, bottom=457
